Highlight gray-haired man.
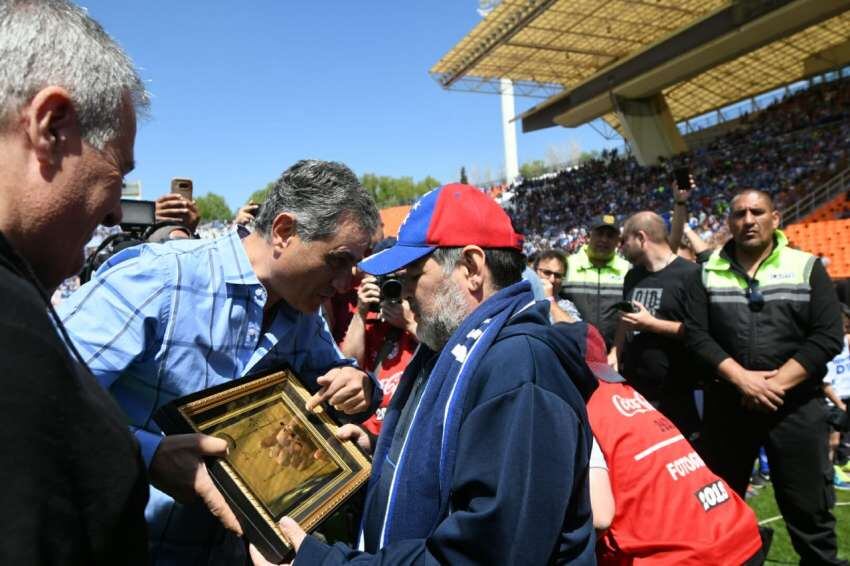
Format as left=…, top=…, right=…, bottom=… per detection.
left=58, top=159, right=383, bottom=563
left=0, top=0, right=150, bottom=563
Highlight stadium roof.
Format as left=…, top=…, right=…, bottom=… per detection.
left=431, top=0, right=850, bottom=133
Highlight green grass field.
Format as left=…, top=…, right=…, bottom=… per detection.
left=747, top=483, right=850, bottom=564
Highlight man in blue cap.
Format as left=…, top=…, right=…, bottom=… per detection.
left=272, top=183, right=598, bottom=565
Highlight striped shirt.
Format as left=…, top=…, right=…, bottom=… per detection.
left=58, top=228, right=363, bottom=563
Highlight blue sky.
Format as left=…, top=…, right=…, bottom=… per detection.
left=84, top=1, right=622, bottom=209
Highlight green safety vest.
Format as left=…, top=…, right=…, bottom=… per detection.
left=562, top=246, right=631, bottom=348
left=701, top=230, right=817, bottom=374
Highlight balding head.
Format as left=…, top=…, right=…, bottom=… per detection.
left=620, top=211, right=672, bottom=266
left=623, top=211, right=668, bottom=245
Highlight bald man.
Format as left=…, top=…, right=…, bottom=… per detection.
left=612, top=211, right=703, bottom=437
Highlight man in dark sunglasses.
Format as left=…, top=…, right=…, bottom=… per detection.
left=684, top=189, right=846, bottom=566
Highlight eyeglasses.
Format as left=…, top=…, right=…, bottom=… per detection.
left=746, top=279, right=764, bottom=312
left=537, top=268, right=565, bottom=280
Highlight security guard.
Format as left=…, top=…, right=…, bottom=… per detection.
left=562, top=214, right=630, bottom=349
left=684, top=189, right=845, bottom=566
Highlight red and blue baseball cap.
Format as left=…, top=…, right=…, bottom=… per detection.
left=359, top=183, right=523, bottom=276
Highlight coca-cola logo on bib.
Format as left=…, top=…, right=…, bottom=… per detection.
left=611, top=391, right=655, bottom=417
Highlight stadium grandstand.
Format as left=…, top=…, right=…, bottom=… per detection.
left=430, top=0, right=850, bottom=281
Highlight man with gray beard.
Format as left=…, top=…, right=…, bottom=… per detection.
left=272, top=183, right=598, bottom=565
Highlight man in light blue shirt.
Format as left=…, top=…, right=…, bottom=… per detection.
left=58, top=159, right=382, bottom=564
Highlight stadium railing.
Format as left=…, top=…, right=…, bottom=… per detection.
left=783, top=166, right=850, bottom=226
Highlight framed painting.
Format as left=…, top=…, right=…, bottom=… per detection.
left=155, top=368, right=371, bottom=563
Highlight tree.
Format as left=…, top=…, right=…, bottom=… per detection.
left=360, top=173, right=441, bottom=208
left=460, top=166, right=468, bottom=184
left=195, top=193, right=233, bottom=222
left=247, top=182, right=274, bottom=205
left=519, top=160, right=548, bottom=179
left=416, top=176, right=441, bottom=195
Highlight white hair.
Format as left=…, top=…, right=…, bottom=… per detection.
left=0, top=0, right=149, bottom=149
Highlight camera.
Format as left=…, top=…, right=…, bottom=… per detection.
left=120, top=198, right=156, bottom=236
left=369, top=275, right=403, bottom=313
left=80, top=199, right=191, bottom=284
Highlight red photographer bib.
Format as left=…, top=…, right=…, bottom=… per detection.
left=588, top=380, right=761, bottom=565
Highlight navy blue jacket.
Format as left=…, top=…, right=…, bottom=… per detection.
left=297, top=302, right=597, bottom=565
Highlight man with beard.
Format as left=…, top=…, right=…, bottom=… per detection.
left=562, top=215, right=630, bottom=350
left=612, top=211, right=702, bottom=438
left=269, top=183, right=598, bottom=565
left=684, top=189, right=846, bottom=565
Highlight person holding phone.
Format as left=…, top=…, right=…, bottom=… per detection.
left=153, top=177, right=200, bottom=236
left=612, top=210, right=703, bottom=438
left=235, top=201, right=262, bottom=226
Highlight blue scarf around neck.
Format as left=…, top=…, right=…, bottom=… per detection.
left=363, top=280, right=535, bottom=548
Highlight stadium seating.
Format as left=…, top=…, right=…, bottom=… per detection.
left=800, top=192, right=850, bottom=223
left=785, top=218, right=850, bottom=279
left=506, top=77, right=850, bottom=265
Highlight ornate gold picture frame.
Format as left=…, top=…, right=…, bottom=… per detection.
left=155, top=369, right=371, bottom=563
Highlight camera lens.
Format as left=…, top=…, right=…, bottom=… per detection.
left=381, top=278, right=402, bottom=302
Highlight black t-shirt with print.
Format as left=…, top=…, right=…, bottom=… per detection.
left=621, top=256, right=701, bottom=401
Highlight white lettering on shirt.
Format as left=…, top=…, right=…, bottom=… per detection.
left=665, top=451, right=707, bottom=481
left=612, top=391, right=656, bottom=417
left=695, top=480, right=730, bottom=511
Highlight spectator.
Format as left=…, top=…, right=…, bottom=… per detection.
left=533, top=249, right=582, bottom=323
left=506, top=77, right=850, bottom=254
left=234, top=200, right=262, bottom=226
left=57, top=159, right=382, bottom=564
left=824, top=304, right=850, bottom=482
left=154, top=193, right=200, bottom=235
left=0, top=0, right=150, bottom=562
left=613, top=211, right=702, bottom=438
left=274, top=184, right=598, bottom=564
left=561, top=214, right=631, bottom=349
left=684, top=189, right=846, bottom=565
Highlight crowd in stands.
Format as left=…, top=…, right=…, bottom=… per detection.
left=12, top=2, right=850, bottom=564
left=508, top=76, right=850, bottom=255
left=54, top=77, right=850, bottom=305
left=196, top=219, right=231, bottom=240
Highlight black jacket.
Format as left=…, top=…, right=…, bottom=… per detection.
left=0, top=232, right=149, bottom=565
left=684, top=237, right=843, bottom=400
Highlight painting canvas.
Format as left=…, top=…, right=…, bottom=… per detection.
left=155, top=369, right=371, bottom=562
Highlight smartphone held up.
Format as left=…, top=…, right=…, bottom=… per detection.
left=171, top=178, right=193, bottom=201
